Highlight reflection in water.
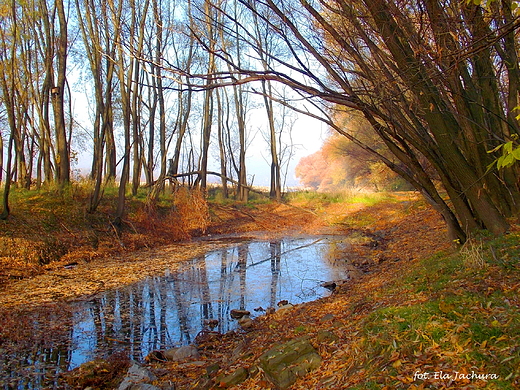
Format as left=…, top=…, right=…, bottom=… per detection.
left=1, top=236, right=348, bottom=389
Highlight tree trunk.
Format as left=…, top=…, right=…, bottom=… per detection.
left=53, top=0, right=70, bottom=186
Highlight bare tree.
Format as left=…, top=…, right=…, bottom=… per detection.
left=76, top=0, right=123, bottom=210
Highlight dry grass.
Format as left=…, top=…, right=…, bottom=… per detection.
left=460, top=237, right=486, bottom=269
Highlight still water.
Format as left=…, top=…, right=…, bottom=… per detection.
left=1, top=236, right=348, bottom=389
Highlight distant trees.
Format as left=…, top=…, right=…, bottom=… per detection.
left=295, top=117, right=410, bottom=192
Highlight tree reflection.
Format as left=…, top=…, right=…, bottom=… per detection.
left=3, top=237, right=347, bottom=388
left=269, top=240, right=281, bottom=308
left=238, top=244, right=248, bottom=310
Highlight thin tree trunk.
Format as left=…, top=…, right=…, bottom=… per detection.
left=53, top=0, right=69, bottom=186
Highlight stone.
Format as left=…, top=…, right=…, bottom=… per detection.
left=316, top=330, right=339, bottom=344
left=203, top=318, right=219, bottom=329
left=230, top=309, right=250, bottom=319
left=163, top=345, right=200, bottom=362
left=275, top=303, right=294, bottom=317
left=118, top=362, right=157, bottom=390
left=195, top=330, right=221, bottom=345
left=127, top=384, right=161, bottom=390
left=206, top=363, right=221, bottom=377
left=320, top=313, right=335, bottom=322
left=258, top=338, right=322, bottom=389
left=266, top=307, right=276, bottom=315
left=178, top=361, right=206, bottom=369
left=145, top=350, right=167, bottom=362
left=216, top=367, right=249, bottom=388
left=321, top=281, right=337, bottom=291
left=238, top=315, right=254, bottom=329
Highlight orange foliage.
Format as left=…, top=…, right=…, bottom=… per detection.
left=296, top=133, right=406, bottom=191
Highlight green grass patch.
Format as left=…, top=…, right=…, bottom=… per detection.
left=351, top=231, right=520, bottom=388
left=348, top=192, right=396, bottom=206
left=286, top=189, right=397, bottom=210
left=287, top=189, right=371, bottom=205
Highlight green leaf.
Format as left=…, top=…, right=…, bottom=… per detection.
left=513, top=105, right=520, bottom=120
left=497, top=155, right=506, bottom=170
left=503, top=141, right=513, bottom=154
left=502, top=153, right=515, bottom=168
left=512, top=148, right=520, bottom=160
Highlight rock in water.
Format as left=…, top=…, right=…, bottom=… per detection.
left=230, top=309, right=250, bottom=319
left=203, top=318, right=219, bottom=329
left=320, top=281, right=337, bottom=291
left=238, top=315, right=254, bottom=329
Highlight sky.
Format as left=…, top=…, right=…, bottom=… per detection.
left=244, top=114, right=327, bottom=188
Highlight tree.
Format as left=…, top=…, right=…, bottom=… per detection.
left=196, top=0, right=520, bottom=241
left=75, top=0, right=118, bottom=211
left=0, top=0, right=21, bottom=218
left=52, top=0, right=70, bottom=186
left=294, top=150, right=328, bottom=190
left=296, top=121, right=413, bottom=192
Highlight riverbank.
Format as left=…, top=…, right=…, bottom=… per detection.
left=0, top=190, right=440, bottom=308
left=139, top=194, right=518, bottom=390
left=1, top=189, right=519, bottom=389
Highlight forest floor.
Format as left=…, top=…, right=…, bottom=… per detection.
left=1, top=189, right=519, bottom=389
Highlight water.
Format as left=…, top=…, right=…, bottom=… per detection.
left=1, top=236, right=349, bottom=389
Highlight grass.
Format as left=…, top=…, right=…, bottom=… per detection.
left=348, top=231, right=520, bottom=388
left=286, top=189, right=397, bottom=217
left=287, top=189, right=365, bottom=205
left=0, top=182, right=210, bottom=274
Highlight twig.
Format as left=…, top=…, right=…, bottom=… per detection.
left=245, top=238, right=324, bottom=268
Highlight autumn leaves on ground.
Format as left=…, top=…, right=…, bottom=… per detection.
left=1, top=186, right=519, bottom=389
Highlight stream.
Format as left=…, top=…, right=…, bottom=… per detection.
left=1, top=235, right=350, bottom=389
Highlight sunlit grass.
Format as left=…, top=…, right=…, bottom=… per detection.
left=286, top=188, right=395, bottom=205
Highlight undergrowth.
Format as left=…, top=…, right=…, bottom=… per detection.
left=0, top=182, right=211, bottom=280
